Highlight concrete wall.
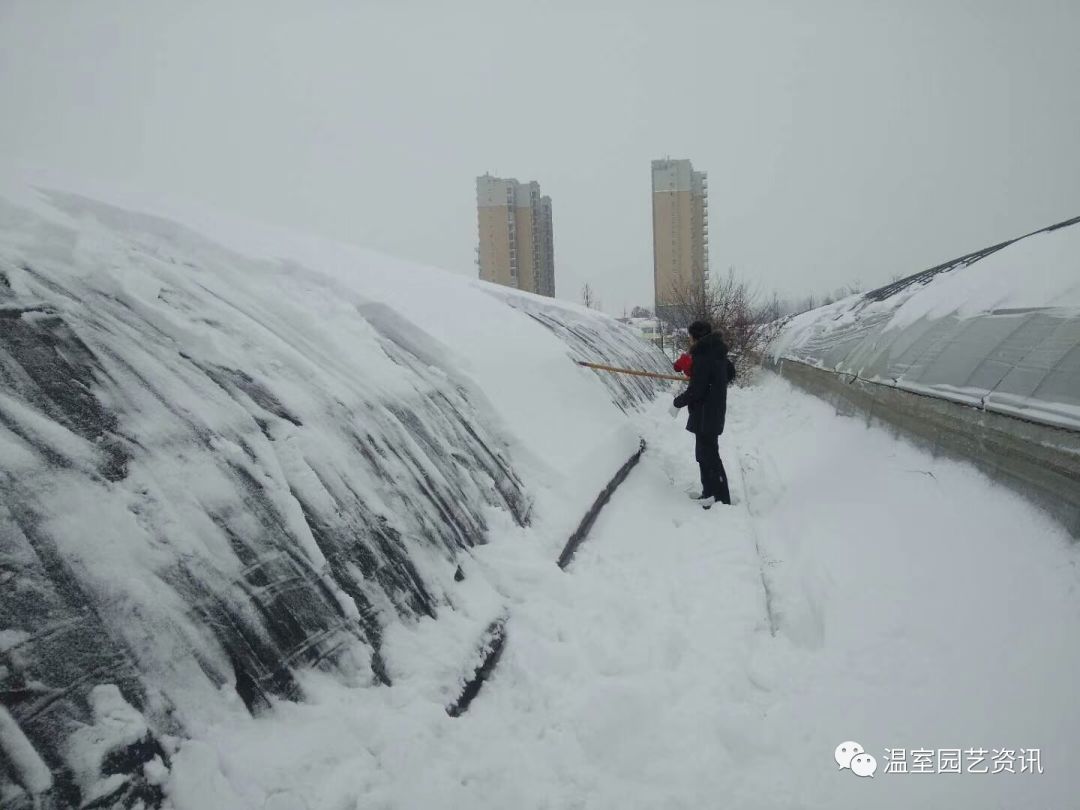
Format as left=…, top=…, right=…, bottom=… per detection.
left=515, top=204, right=536, bottom=294
left=477, top=203, right=515, bottom=287
left=769, top=358, right=1080, bottom=539
left=537, top=196, right=555, bottom=297
left=652, top=187, right=694, bottom=307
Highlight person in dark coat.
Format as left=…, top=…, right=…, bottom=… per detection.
left=673, top=320, right=732, bottom=508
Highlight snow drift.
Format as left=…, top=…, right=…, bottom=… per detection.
left=771, top=215, right=1080, bottom=431
left=0, top=177, right=668, bottom=808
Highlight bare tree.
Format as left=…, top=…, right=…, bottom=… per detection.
left=752, top=279, right=868, bottom=323
left=756, top=291, right=785, bottom=325
left=581, top=282, right=597, bottom=310
left=660, top=267, right=783, bottom=383
left=661, top=275, right=710, bottom=331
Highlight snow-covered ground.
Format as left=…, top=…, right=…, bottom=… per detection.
left=166, top=373, right=1080, bottom=810
left=2, top=173, right=1077, bottom=809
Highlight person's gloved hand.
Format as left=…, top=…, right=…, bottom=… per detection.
left=673, top=394, right=686, bottom=409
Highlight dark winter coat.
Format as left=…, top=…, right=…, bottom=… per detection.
left=673, top=332, right=730, bottom=436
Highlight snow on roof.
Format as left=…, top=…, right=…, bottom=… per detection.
left=0, top=166, right=669, bottom=802
left=772, top=215, right=1080, bottom=431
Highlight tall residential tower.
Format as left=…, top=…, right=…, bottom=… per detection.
left=651, top=158, right=708, bottom=323
left=476, top=174, right=555, bottom=297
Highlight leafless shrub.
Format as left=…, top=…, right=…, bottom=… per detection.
left=581, top=282, right=600, bottom=310
left=662, top=268, right=784, bottom=383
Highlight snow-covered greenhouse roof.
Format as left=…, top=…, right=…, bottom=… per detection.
left=772, top=215, right=1080, bottom=431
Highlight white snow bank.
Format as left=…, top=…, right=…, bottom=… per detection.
left=0, top=164, right=661, bottom=474
left=0, top=706, right=53, bottom=798
left=772, top=217, right=1080, bottom=430
left=0, top=166, right=668, bottom=806
left=164, top=374, right=1080, bottom=810
left=887, top=224, right=1080, bottom=329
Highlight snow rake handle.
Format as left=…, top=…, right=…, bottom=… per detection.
left=575, top=360, right=687, bottom=383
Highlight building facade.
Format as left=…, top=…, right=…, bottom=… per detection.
left=651, top=158, right=708, bottom=324
left=476, top=174, right=555, bottom=297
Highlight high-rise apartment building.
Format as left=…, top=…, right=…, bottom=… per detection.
left=476, top=174, right=555, bottom=297
left=651, top=158, right=708, bottom=323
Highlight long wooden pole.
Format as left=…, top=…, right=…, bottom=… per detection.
left=574, top=360, right=688, bottom=382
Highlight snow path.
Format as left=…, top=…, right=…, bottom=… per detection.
left=167, top=374, right=1080, bottom=810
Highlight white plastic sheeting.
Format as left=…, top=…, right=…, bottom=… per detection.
left=772, top=216, right=1080, bottom=431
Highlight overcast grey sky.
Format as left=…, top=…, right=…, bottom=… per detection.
left=2, top=0, right=1078, bottom=314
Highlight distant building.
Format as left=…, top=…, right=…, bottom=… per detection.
left=651, top=158, right=708, bottom=323
left=476, top=174, right=555, bottom=297
left=615, top=315, right=670, bottom=352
